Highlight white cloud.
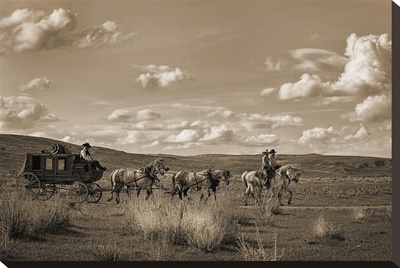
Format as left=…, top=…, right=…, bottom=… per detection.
left=274, top=33, right=391, bottom=124
left=17, top=77, right=55, bottom=94
left=276, top=33, right=391, bottom=100
left=279, top=73, right=326, bottom=100
left=207, top=107, right=235, bottom=119
left=289, top=48, right=347, bottom=73
left=136, top=109, right=161, bottom=121
left=344, top=94, right=391, bottom=123
left=199, top=124, right=236, bottom=142
left=0, top=96, right=60, bottom=129
left=107, top=109, right=134, bottom=121
left=298, top=126, right=337, bottom=145
left=0, top=8, right=134, bottom=53
left=343, top=124, right=370, bottom=140
left=165, top=129, right=200, bottom=143
left=271, top=115, right=303, bottom=129
left=260, top=87, right=276, bottom=97
left=244, top=134, right=280, bottom=145
left=240, top=113, right=303, bottom=129
left=76, top=21, right=135, bottom=48
left=264, top=56, right=288, bottom=71
left=136, top=65, right=191, bottom=88
left=107, top=108, right=161, bottom=122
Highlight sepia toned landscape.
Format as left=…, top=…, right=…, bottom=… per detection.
left=0, top=134, right=392, bottom=261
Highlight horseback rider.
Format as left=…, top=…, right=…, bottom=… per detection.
left=261, top=149, right=271, bottom=187
left=80, top=143, right=107, bottom=171
left=262, top=148, right=281, bottom=188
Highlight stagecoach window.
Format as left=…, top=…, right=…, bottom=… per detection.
left=32, top=156, right=41, bottom=170
left=58, top=158, right=66, bottom=171
left=46, top=158, right=53, bottom=170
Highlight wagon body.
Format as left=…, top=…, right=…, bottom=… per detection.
left=20, top=153, right=104, bottom=184
left=17, top=152, right=105, bottom=203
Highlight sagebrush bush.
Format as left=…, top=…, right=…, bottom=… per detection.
left=0, top=190, right=70, bottom=242
left=237, top=227, right=284, bottom=261
left=125, top=190, right=242, bottom=252
left=313, top=212, right=345, bottom=241
left=351, top=208, right=366, bottom=223
left=125, top=198, right=185, bottom=245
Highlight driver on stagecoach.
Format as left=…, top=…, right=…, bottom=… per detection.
left=80, top=143, right=107, bottom=171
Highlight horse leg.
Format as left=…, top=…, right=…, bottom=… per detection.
left=277, top=188, right=284, bottom=206
left=266, top=188, right=274, bottom=203
left=113, top=184, right=124, bottom=204
left=145, top=189, right=151, bottom=200
left=107, top=187, right=114, bottom=202
left=243, top=187, right=251, bottom=206
left=136, top=188, right=141, bottom=198
left=287, top=189, right=293, bottom=205
left=183, top=189, right=191, bottom=203
left=254, top=187, right=262, bottom=206
left=115, top=189, right=121, bottom=204
left=126, top=186, right=132, bottom=201
left=178, top=190, right=183, bottom=200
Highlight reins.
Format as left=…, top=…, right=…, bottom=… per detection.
left=124, top=162, right=161, bottom=186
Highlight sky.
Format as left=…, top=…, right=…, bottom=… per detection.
left=0, top=0, right=392, bottom=158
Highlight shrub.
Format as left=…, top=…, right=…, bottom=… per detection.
left=312, top=212, right=345, bottom=241
left=92, top=243, right=125, bottom=261
left=125, top=191, right=242, bottom=252
left=351, top=208, right=366, bottom=223
left=237, top=227, right=284, bottom=261
left=0, top=190, right=70, bottom=242
left=125, top=198, right=185, bottom=245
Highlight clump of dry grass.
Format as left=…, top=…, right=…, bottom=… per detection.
left=351, top=208, right=366, bottom=223
left=125, top=198, right=185, bottom=245
left=312, top=212, right=345, bottom=241
left=124, top=190, right=242, bottom=253
left=236, top=227, right=284, bottom=261
left=91, top=242, right=125, bottom=261
left=0, top=190, right=70, bottom=243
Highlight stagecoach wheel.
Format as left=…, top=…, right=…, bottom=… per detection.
left=17, top=172, right=41, bottom=199
left=86, top=183, right=102, bottom=203
left=69, top=182, right=89, bottom=203
left=37, top=184, right=57, bottom=201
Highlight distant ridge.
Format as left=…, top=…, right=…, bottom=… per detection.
left=0, top=134, right=392, bottom=178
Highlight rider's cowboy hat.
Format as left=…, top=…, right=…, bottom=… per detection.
left=82, top=143, right=92, bottom=148
left=269, top=149, right=277, bottom=154
left=262, top=149, right=269, bottom=154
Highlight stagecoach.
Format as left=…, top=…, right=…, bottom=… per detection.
left=16, top=147, right=105, bottom=203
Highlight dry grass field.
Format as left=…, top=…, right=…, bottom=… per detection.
left=0, top=134, right=393, bottom=262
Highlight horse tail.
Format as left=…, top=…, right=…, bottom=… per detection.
left=241, top=171, right=249, bottom=188
left=164, top=171, right=178, bottom=195
left=109, top=170, right=116, bottom=188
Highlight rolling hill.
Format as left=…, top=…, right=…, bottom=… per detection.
left=0, top=134, right=392, bottom=179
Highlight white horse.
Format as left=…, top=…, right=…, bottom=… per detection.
left=107, top=158, right=169, bottom=204
left=242, top=165, right=301, bottom=206
left=167, top=169, right=232, bottom=202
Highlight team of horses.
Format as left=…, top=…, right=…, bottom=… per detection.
left=106, top=158, right=302, bottom=206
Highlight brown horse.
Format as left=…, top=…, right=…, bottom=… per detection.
left=167, top=169, right=231, bottom=202
left=107, top=158, right=169, bottom=204
left=242, top=165, right=301, bottom=206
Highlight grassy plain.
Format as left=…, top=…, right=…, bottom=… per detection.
left=0, top=134, right=392, bottom=262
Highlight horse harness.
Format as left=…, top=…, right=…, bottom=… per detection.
left=124, top=165, right=160, bottom=188
left=178, top=171, right=219, bottom=193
